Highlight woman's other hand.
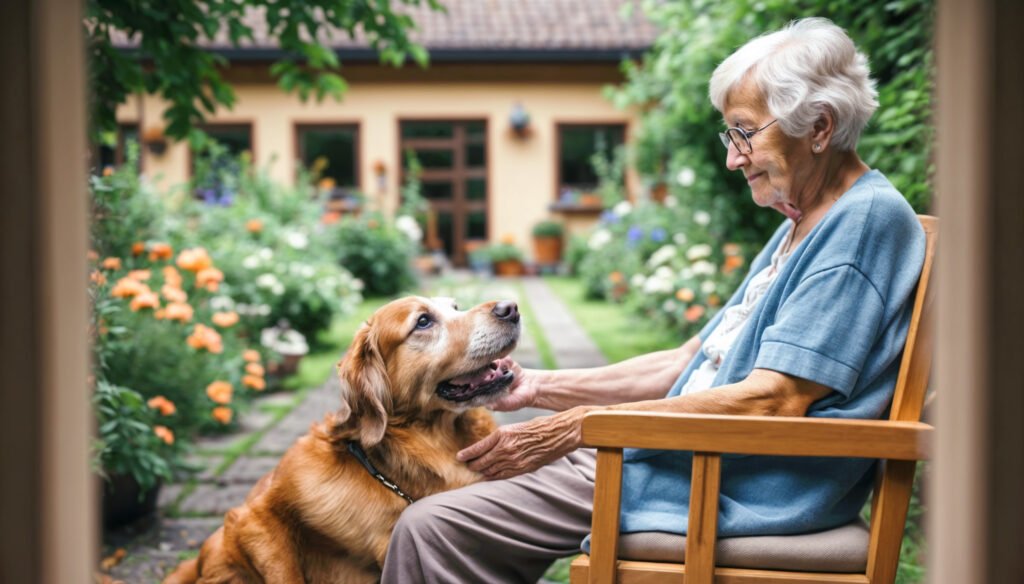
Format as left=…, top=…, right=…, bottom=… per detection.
left=456, top=406, right=595, bottom=480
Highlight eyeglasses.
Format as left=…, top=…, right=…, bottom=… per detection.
left=718, top=119, right=778, bottom=154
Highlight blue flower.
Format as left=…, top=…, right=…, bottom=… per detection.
left=600, top=210, right=620, bottom=225
left=627, top=226, right=644, bottom=246
left=650, top=227, right=667, bottom=242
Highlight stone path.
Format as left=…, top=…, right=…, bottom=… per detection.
left=103, top=275, right=607, bottom=582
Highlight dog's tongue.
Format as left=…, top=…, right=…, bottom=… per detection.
left=450, top=361, right=504, bottom=387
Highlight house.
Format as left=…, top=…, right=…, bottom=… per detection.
left=108, top=0, right=658, bottom=265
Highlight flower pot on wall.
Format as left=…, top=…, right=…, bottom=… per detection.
left=101, top=473, right=161, bottom=528
left=533, top=236, right=563, bottom=265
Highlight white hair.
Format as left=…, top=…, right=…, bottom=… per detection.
left=709, top=17, right=878, bottom=151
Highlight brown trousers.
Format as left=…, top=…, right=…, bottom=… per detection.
left=381, top=449, right=597, bottom=583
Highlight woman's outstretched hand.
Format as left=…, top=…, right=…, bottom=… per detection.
left=456, top=406, right=595, bottom=480
left=488, top=358, right=538, bottom=412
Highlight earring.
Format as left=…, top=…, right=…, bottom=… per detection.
left=813, top=143, right=822, bottom=153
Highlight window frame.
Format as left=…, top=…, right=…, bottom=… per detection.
left=554, top=121, right=628, bottom=203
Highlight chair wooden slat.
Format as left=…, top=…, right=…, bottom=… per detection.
left=590, top=447, right=624, bottom=584
left=685, top=453, right=722, bottom=584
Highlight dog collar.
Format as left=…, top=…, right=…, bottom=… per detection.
left=346, top=442, right=415, bottom=505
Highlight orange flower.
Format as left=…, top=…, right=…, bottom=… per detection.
left=164, top=302, right=194, bottom=323
left=154, top=308, right=166, bottom=320
left=321, top=211, right=342, bottom=225
left=246, top=219, right=264, bottom=233
left=131, top=242, right=145, bottom=257
left=147, top=396, right=177, bottom=416
left=723, top=243, right=742, bottom=256
left=708, top=294, right=722, bottom=307
left=317, top=177, right=337, bottom=191
left=675, top=288, right=695, bottom=302
left=684, top=304, right=706, bottom=323
left=206, top=380, right=233, bottom=404
left=245, top=362, right=265, bottom=377
left=500, top=233, right=516, bottom=245
left=212, top=407, right=233, bottom=425
left=367, top=219, right=380, bottom=229
left=722, top=255, right=745, bottom=275
left=102, top=166, right=116, bottom=177
left=153, top=425, right=175, bottom=445
left=162, top=266, right=183, bottom=288
left=176, top=248, right=212, bottom=272
left=87, top=250, right=99, bottom=262
left=127, top=269, right=151, bottom=281
left=608, top=271, right=624, bottom=284
left=243, top=375, right=266, bottom=391
left=187, top=324, right=223, bottom=354
left=212, top=311, right=239, bottom=328
left=196, top=267, right=224, bottom=292
left=111, top=277, right=147, bottom=298
left=90, top=270, right=107, bottom=286
left=129, top=290, right=160, bottom=311
left=101, top=257, right=122, bottom=271
left=148, top=242, right=173, bottom=261
left=243, top=349, right=261, bottom=363
left=162, top=284, right=188, bottom=304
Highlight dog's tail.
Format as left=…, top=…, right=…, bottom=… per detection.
left=162, top=557, right=199, bottom=584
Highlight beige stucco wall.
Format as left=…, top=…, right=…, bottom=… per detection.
left=117, top=75, right=640, bottom=255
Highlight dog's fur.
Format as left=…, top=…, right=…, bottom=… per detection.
left=163, top=296, right=520, bottom=583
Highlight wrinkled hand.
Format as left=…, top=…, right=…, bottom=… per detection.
left=488, top=358, right=538, bottom=412
left=457, top=406, right=594, bottom=480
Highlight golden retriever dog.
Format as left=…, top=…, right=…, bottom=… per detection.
left=164, top=296, right=521, bottom=583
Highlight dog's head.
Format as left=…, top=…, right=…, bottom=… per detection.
left=336, top=296, right=520, bottom=448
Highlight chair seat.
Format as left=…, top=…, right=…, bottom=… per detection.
left=616, top=519, right=869, bottom=573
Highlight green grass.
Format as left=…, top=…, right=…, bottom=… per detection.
left=543, top=276, right=682, bottom=362
left=515, top=281, right=557, bottom=370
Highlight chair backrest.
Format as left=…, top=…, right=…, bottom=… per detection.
left=865, top=214, right=938, bottom=583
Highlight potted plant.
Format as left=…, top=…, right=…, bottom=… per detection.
left=93, top=381, right=175, bottom=528
left=487, top=242, right=525, bottom=277
left=261, top=321, right=310, bottom=376
left=141, top=126, right=168, bottom=156
left=531, top=220, right=564, bottom=266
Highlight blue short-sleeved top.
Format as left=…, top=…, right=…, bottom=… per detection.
left=604, top=170, right=925, bottom=540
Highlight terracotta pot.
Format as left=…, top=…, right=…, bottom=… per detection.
left=493, top=260, right=525, bottom=277
left=277, top=353, right=304, bottom=376
left=101, top=473, right=161, bottom=528
left=579, top=193, right=602, bottom=207
left=533, top=236, right=563, bottom=265
left=651, top=182, right=668, bottom=203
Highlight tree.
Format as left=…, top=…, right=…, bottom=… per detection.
left=87, top=0, right=442, bottom=140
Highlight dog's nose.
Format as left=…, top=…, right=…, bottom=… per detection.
left=492, top=301, right=520, bottom=323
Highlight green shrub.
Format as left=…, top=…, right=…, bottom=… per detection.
left=484, top=242, right=525, bottom=263
left=532, top=220, right=565, bottom=238
left=325, top=214, right=418, bottom=296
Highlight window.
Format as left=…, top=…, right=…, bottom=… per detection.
left=192, top=123, right=253, bottom=204
left=556, top=123, right=626, bottom=201
left=296, top=124, right=359, bottom=194
left=94, top=123, right=139, bottom=175
left=200, top=124, right=253, bottom=158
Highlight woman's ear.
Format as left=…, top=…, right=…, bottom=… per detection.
left=337, top=323, right=391, bottom=447
left=810, top=105, right=836, bottom=152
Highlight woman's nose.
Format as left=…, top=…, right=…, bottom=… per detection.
left=725, top=143, right=748, bottom=171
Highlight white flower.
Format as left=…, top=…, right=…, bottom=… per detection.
left=210, top=296, right=235, bottom=311
left=257, top=304, right=271, bottom=316
left=664, top=195, right=678, bottom=208
left=676, top=167, right=696, bottom=187
left=588, top=229, right=612, bottom=250
left=395, top=215, right=423, bottom=242
left=686, top=244, right=713, bottom=261
left=680, top=267, right=694, bottom=279
left=646, top=245, right=677, bottom=268
left=694, top=210, right=711, bottom=226
left=630, top=273, right=647, bottom=288
left=285, top=231, right=309, bottom=250
left=692, top=260, right=717, bottom=276
left=271, top=283, right=285, bottom=296
left=258, top=248, right=274, bottom=260
left=654, top=266, right=675, bottom=280
left=242, top=255, right=261, bottom=270
left=256, top=273, right=281, bottom=289
left=662, top=299, right=678, bottom=313
left=612, top=201, right=633, bottom=217
left=673, top=232, right=688, bottom=246
left=643, top=275, right=673, bottom=295
left=701, top=280, right=716, bottom=294
left=261, top=327, right=309, bottom=355
left=352, top=279, right=365, bottom=292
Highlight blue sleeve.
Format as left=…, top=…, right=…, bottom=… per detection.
left=754, top=264, right=885, bottom=397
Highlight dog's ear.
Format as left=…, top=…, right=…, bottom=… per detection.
left=337, top=322, right=391, bottom=448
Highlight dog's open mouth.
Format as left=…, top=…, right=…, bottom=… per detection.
left=436, top=361, right=514, bottom=402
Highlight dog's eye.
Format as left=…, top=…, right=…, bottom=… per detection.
left=415, top=314, right=433, bottom=330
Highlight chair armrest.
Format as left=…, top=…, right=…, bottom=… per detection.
left=581, top=411, right=932, bottom=460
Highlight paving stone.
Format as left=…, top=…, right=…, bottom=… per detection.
left=251, top=391, right=299, bottom=410
left=177, top=453, right=223, bottom=482
left=107, top=549, right=183, bottom=583
left=220, top=456, right=280, bottom=484
left=157, top=483, right=183, bottom=510
left=193, top=431, right=245, bottom=454
left=159, top=517, right=223, bottom=549
left=238, top=407, right=276, bottom=433
left=178, top=483, right=253, bottom=516
left=521, top=277, right=607, bottom=369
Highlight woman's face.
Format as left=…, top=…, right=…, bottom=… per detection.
left=722, top=82, right=814, bottom=219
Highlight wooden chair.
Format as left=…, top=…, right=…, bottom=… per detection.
left=571, top=215, right=938, bottom=584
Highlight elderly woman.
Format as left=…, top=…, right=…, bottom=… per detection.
left=382, top=17, right=924, bottom=583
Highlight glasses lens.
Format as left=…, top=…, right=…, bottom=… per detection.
left=726, top=128, right=752, bottom=154
left=718, top=132, right=731, bottom=149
